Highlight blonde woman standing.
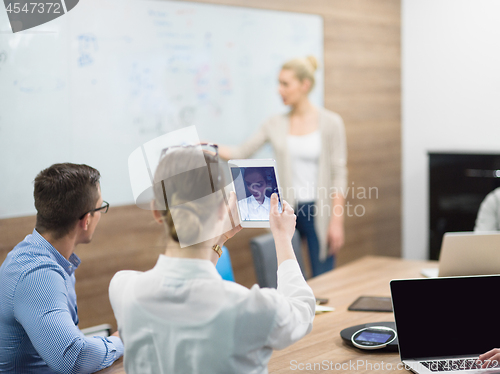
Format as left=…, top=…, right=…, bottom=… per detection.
left=220, top=56, right=347, bottom=276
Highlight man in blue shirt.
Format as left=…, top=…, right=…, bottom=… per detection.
left=0, top=163, right=123, bottom=373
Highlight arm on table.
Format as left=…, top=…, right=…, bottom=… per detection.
left=15, top=266, right=123, bottom=374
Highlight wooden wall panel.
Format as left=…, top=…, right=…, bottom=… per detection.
left=186, top=0, right=402, bottom=269
left=0, top=0, right=400, bottom=330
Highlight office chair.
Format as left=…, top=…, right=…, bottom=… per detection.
left=215, top=245, right=235, bottom=282
left=250, top=231, right=307, bottom=288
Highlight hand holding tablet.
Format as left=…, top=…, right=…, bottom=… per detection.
left=270, top=195, right=296, bottom=243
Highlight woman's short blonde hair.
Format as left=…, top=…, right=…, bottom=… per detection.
left=281, top=55, right=318, bottom=92
left=153, top=147, right=223, bottom=246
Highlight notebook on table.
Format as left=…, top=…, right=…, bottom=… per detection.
left=390, top=275, right=500, bottom=373
left=421, top=232, right=500, bottom=278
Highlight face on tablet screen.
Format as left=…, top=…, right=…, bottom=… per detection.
left=231, top=166, right=282, bottom=221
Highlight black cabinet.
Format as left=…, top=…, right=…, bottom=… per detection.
left=429, top=152, right=500, bottom=260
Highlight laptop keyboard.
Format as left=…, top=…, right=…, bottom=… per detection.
left=421, top=359, right=492, bottom=371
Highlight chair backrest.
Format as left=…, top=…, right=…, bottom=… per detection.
left=250, top=231, right=307, bottom=288
left=215, top=245, right=235, bottom=282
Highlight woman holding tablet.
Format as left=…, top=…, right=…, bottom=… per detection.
left=109, top=145, right=315, bottom=374
left=220, top=56, right=347, bottom=276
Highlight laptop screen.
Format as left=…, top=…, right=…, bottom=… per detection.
left=391, top=275, right=500, bottom=361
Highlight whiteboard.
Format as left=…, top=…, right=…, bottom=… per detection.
left=0, top=0, right=323, bottom=218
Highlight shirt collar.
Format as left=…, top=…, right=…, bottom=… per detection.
left=31, top=229, right=81, bottom=276
left=154, top=255, right=221, bottom=280
left=248, top=195, right=270, bottom=209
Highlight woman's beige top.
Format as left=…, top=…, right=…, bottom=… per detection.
left=230, top=107, right=347, bottom=261
left=287, top=130, right=321, bottom=202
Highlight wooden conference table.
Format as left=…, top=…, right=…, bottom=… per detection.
left=100, top=256, right=436, bottom=374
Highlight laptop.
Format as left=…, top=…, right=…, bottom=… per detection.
left=391, top=275, right=500, bottom=373
left=421, top=232, right=500, bottom=278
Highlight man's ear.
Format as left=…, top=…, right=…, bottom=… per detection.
left=79, top=214, right=90, bottom=231
left=150, top=200, right=164, bottom=224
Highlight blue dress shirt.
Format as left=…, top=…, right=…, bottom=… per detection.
left=0, top=229, right=123, bottom=373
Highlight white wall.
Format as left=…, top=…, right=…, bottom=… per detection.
left=402, top=0, right=500, bottom=259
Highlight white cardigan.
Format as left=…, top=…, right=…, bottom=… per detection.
left=230, top=107, right=348, bottom=261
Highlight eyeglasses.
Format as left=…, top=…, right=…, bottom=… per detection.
left=157, top=142, right=237, bottom=230
left=79, top=201, right=109, bottom=220
left=159, top=143, right=222, bottom=190
left=159, top=143, right=219, bottom=160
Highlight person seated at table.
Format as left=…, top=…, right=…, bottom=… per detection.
left=108, top=145, right=315, bottom=374
left=478, top=349, right=500, bottom=368
left=474, top=187, right=500, bottom=231
left=0, top=163, right=123, bottom=373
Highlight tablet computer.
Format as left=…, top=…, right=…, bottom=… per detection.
left=228, top=159, right=282, bottom=228
left=347, top=296, right=393, bottom=312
